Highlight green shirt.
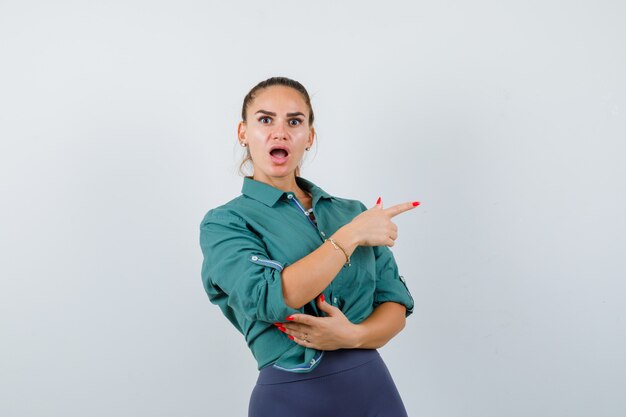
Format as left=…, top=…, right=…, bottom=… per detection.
left=199, top=176, right=414, bottom=372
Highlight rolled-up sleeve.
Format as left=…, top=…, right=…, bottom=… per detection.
left=199, top=210, right=299, bottom=324
left=372, top=245, right=414, bottom=317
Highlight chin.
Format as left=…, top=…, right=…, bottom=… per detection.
left=269, top=167, right=296, bottom=178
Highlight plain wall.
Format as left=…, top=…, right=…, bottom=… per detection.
left=1, top=0, right=625, bottom=416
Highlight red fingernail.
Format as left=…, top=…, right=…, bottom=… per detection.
left=288, top=335, right=295, bottom=340
left=412, top=201, right=420, bottom=207
left=376, top=197, right=382, bottom=205
left=278, top=326, right=286, bottom=332
left=273, top=323, right=281, bottom=327
left=319, top=294, right=325, bottom=303
left=286, top=316, right=295, bottom=321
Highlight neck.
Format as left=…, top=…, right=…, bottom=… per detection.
left=252, top=173, right=303, bottom=195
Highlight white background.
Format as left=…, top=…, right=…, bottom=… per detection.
left=1, top=1, right=625, bottom=416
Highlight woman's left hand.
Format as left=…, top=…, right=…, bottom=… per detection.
left=275, top=295, right=361, bottom=350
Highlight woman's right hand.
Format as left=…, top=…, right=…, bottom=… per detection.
left=346, top=198, right=420, bottom=247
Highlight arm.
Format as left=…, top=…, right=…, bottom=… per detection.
left=281, top=226, right=358, bottom=309
left=281, top=199, right=416, bottom=348
left=200, top=211, right=301, bottom=324
left=352, top=301, right=407, bottom=349
left=279, top=296, right=407, bottom=350
left=282, top=200, right=418, bottom=309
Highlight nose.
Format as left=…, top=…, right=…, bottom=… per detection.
left=271, top=120, right=288, bottom=140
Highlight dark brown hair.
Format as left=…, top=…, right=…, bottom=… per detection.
left=239, top=77, right=315, bottom=176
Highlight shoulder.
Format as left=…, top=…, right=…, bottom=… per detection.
left=200, top=195, right=249, bottom=228
left=199, top=196, right=262, bottom=248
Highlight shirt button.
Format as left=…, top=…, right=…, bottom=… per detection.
left=287, top=194, right=294, bottom=199
left=333, top=297, right=338, bottom=304
left=320, top=231, right=326, bottom=237
left=251, top=255, right=258, bottom=261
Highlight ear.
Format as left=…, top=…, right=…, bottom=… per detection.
left=237, top=121, right=247, bottom=142
left=308, top=127, right=315, bottom=148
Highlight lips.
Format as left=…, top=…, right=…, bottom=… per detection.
left=269, top=145, right=290, bottom=164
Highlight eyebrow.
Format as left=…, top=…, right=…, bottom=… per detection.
left=255, top=110, right=306, bottom=117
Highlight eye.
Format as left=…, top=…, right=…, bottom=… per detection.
left=259, top=116, right=272, bottom=124
left=289, top=119, right=303, bottom=126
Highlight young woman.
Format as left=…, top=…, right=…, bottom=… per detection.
left=199, top=76, right=420, bottom=416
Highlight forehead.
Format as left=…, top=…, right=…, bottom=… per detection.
left=250, top=86, right=308, bottom=113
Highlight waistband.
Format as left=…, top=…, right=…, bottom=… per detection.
left=257, top=349, right=380, bottom=385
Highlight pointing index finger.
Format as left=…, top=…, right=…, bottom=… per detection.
left=384, top=201, right=420, bottom=218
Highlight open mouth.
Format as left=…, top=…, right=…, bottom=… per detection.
left=270, top=148, right=289, bottom=158
left=269, top=146, right=290, bottom=164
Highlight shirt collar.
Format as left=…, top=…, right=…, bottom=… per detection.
left=295, top=176, right=333, bottom=207
left=241, top=176, right=333, bottom=207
